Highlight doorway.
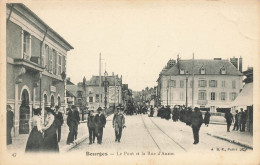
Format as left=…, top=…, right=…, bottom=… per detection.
left=19, top=89, right=30, bottom=134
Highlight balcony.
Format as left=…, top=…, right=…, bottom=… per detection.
left=197, top=100, right=208, bottom=105
left=13, top=58, right=44, bottom=72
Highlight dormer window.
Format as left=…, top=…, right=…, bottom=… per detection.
left=220, top=66, right=226, bottom=74
left=200, top=66, right=206, bottom=74
left=180, top=68, right=185, bottom=74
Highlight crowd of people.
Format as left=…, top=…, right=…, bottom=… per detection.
left=155, top=105, right=206, bottom=144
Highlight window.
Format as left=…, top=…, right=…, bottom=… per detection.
left=180, top=69, right=185, bottom=74
left=179, top=92, right=184, bottom=100
left=230, top=92, right=237, bottom=101
left=232, top=80, right=236, bottom=89
left=53, top=49, right=57, bottom=75
left=23, top=31, right=31, bottom=60
left=77, top=91, right=82, bottom=97
left=180, top=80, right=184, bottom=88
left=200, top=68, right=206, bottom=74
left=221, top=81, right=226, bottom=88
left=220, top=67, right=226, bottom=74
left=198, top=80, right=207, bottom=87
left=49, top=47, right=53, bottom=73
left=209, top=80, right=217, bottom=87
left=198, top=90, right=206, bottom=100
left=169, top=80, right=176, bottom=87
left=95, top=94, right=99, bottom=102
left=58, top=54, right=62, bottom=75
left=89, top=97, right=93, bottom=103
left=220, top=92, right=226, bottom=101
left=210, top=92, right=216, bottom=101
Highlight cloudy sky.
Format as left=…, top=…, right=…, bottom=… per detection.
left=24, top=0, right=259, bottom=91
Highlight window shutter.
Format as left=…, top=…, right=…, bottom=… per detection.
left=216, top=80, right=218, bottom=87
left=219, top=93, right=221, bottom=100
left=215, top=93, right=217, bottom=101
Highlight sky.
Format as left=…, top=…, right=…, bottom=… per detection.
left=24, top=0, right=259, bottom=91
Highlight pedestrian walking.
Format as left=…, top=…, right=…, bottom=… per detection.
left=41, top=107, right=59, bottom=152
left=204, top=110, right=211, bottom=127
left=66, top=108, right=74, bottom=145
left=94, top=107, right=106, bottom=144
left=87, top=110, right=96, bottom=144
left=25, top=108, right=43, bottom=152
left=232, top=110, right=239, bottom=131
left=113, top=108, right=126, bottom=142
left=191, top=107, right=203, bottom=144
left=238, top=109, right=242, bottom=131
left=72, top=106, right=80, bottom=140
left=224, top=109, right=234, bottom=132
left=54, top=106, right=64, bottom=142
left=6, top=105, right=14, bottom=145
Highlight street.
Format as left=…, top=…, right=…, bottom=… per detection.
left=70, top=114, right=248, bottom=154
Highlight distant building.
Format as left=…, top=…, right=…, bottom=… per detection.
left=6, top=4, right=73, bottom=136
left=85, top=73, right=122, bottom=111
left=157, top=57, right=243, bottom=113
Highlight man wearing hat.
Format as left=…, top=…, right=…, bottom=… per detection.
left=113, top=107, right=125, bottom=142
left=87, top=110, right=96, bottom=144
left=94, top=107, right=106, bottom=144
left=191, top=107, right=203, bottom=144
left=54, top=106, right=64, bottom=142
left=6, top=105, right=14, bottom=145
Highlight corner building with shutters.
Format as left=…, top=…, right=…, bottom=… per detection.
left=157, top=57, right=243, bottom=113
left=6, top=4, right=73, bottom=136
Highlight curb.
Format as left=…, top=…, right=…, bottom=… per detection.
left=206, top=133, right=253, bottom=150
left=60, top=135, right=89, bottom=153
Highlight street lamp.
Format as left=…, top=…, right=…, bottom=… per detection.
left=117, top=79, right=122, bottom=106
left=185, top=72, right=189, bottom=108
left=167, top=80, right=169, bottom=106
left=104, top=71, right=108, bottom=112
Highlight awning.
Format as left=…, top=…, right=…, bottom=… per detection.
left=230, top=82, right=253, bottom=107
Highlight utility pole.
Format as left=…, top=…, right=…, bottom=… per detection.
left=192, top=53, right=194, bottom=109
left=99, top=53, right=101, bottom=108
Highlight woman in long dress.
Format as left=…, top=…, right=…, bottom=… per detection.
left=41, top=107, right=59, bottom=152
left=25, top=108, right=43, bottom=152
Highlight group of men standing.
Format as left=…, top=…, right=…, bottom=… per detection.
left=87, top=107, right=125, bottom=144
left=87, top=107, right=107, bottom=144
left=225, top=108, right=247, bottom=132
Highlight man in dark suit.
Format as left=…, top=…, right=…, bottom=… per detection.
left=66, top=108, right=73, bottom=145
left=72, top=105, right=80, bottom=140
left=225, top=109, right=234, bottom=132
left=87, top=110, right=96, bottom=144
left=94, top=107, right=106, bottom=144
left=191, top=107, right=203, bottom=144
left=7, top=105, right=14, bottom=145
left=54, top=106, right=64, bottom=142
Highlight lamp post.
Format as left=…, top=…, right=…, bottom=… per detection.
left=185, top=72, right=189, bottom=108
left=104, top=71, right=108, bottom=112
left=167, top=80, right=169, bottom=106
left=117, top=79, right=122, bottom=106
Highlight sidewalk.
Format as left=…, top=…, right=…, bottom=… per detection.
left=6, top=122, right=88, bottom=154
left=6, top=114, right=115, bottom=154
left=203, top=124, right=253, bottom=149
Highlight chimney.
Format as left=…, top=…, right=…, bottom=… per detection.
left=230, top=56, right=238, bottom=69
left=239, top=57, right=242, bottom=72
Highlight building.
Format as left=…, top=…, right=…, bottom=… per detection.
left=6, top=4, right=73, bottom=136
left=85, top=73, right=122, bottom=111
left=157, top=57, right=243, bottom=113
